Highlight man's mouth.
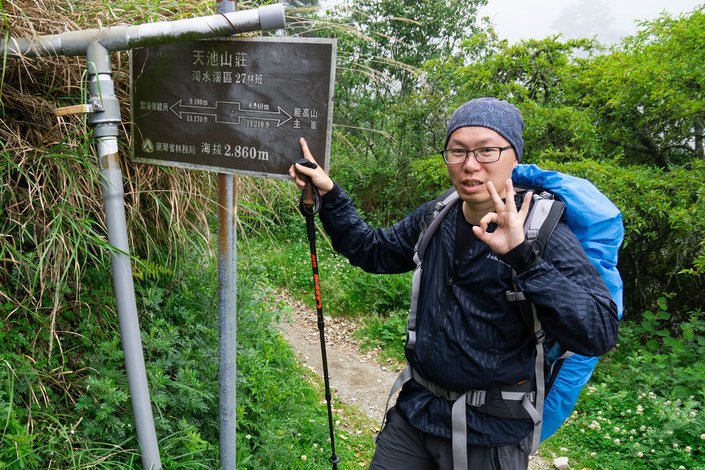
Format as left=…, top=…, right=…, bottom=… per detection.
left=462, top=179, right=483, bottom=188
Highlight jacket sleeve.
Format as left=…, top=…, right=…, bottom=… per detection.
left=317, top=184, right=431, bottom=274
left=509, top=223, right=619, bottom=357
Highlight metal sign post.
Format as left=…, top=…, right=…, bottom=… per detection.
left=215, top=0, right=238, bottom=466
left=1, top=6, right=285, bottom=469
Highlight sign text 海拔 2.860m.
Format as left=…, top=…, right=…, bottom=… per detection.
left=130, top=37, right=336, bottom=178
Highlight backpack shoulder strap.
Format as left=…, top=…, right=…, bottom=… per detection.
left=415, top=188, right=460, bottom=263
left=509, top=187, right=565, bottom=455
left=517, top=186, right=565, bottom=256
left=377, top=189, right=460, bottom=439
left=408, top=188, right=460, bottom=352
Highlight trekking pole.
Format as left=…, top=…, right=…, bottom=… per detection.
left=296, top=159, right=340, bottom=470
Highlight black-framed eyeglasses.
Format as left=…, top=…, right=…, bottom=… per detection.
left=439, top=146, right=512, bottom=165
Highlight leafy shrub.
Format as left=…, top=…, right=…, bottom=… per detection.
left=356, top=309, right=408, bottom=364
left=532, top=158, right=705, bottom=318
left=601, top=296, right=705, bottom=402
left=544, top=301, right=705, bottom=468
left=245, top=227, right=413, bottom=319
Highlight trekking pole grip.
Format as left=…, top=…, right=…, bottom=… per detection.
left=295, top=158, right=321, bottom=215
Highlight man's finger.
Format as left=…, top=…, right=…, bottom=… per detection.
left=472, top=224, right=486, bottom=242
left=479, top=211, right=497, bottom=230
left=486, top=181, right=505, bottom=209
left=504, top=179, right=517, bottom=213
left=299, top=137, right=317, bottom=164
left=517, top=191, right=532, bottom=222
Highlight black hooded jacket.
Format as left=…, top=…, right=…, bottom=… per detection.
left=318, top=184, right=619, bottom=446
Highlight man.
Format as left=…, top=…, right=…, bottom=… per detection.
left=290, top=97, right=619, bottom=469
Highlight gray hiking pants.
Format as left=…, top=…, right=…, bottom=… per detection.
left=369, top=408, right=531, bottom=470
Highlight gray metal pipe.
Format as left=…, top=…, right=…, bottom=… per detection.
left=217, top=174, right=238, bottom=470
left=88, top=41, right=162, bottom=469
left=216, top=2, right=238, bottom=468
left=1, top=3, right=285, bottom=57
left=216, top=0, right=239, bottom=466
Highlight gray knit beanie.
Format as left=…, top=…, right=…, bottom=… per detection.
left=444, top=97, right=524, bottom=162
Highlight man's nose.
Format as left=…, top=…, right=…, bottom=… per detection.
left=462, top=152, right=482, bottom=171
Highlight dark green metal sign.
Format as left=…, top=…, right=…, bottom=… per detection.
left=130, top=37, right=336, bottom=177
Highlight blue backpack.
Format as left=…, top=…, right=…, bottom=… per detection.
left=512, top=164, right=624, bottom=441
left=382, top=164, right=623, bottom=465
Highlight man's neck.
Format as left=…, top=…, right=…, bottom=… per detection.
left=462, top=201, right=495, bottom=226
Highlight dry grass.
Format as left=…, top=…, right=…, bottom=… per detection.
left=0, top=0, right=294, bottom=362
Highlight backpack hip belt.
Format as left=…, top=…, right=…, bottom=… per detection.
left=380, top=365, right=542, bottom=470
left=410, top=367, right=539, bottom=421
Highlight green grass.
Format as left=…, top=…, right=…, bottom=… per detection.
left=538, top=299, right=705, bottom=469
left=234, top=266, right=377, bottom=469
left=0, top=247, right=377, bottom=467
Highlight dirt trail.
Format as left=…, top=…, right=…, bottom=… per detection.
left=276, top=291, right=552, bottom=469
left=276, top=292, right=400, bottom=421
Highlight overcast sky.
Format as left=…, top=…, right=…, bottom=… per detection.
left=479, top=0, right=702, bottom=44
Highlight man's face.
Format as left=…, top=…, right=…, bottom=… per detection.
left=446, top=126, right=518, bottom=210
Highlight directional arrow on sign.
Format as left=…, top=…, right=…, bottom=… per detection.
left=169, top=99, right=292, bottom=127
